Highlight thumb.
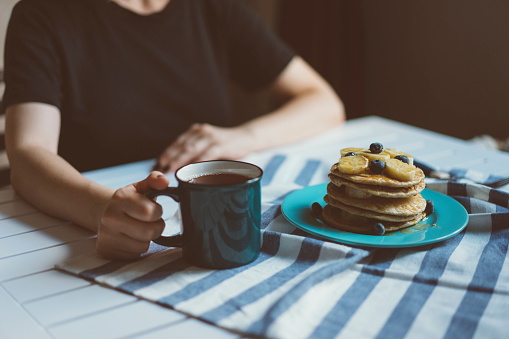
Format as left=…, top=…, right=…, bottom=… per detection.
left=133, top=171, right=169, bottom=194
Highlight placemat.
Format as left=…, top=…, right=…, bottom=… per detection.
left=57, top=156, right=509, bottom=339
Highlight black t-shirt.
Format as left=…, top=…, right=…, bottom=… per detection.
left=3, top=0, right=294, bottom=171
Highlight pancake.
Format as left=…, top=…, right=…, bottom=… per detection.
left=324, top=195, right=419, bottom=222
left=326, top=183, right=427, bottom=217
left=328, top=173, right=426, bottom=198
left=320, top=143, right=430, bottom=235
left=322, top=204, right=427, bottom=233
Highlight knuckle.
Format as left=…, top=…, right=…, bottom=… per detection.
left=150, top=220, right=165, bottom=239
left=196, top=123, right=208, bottom=131
left=99, top=212, right=115, bottom=230
left=153, top=204, right=163, bottom=219
left=138, top=224, right=161, bottom=241
left=112, top=188, right=129, bottom=202
left=183, top=143, right=197, bottom=153
left=200, top=124, right=214, bottom=136
left=140, top=203, right=155, bottom=218
left=138, top=228, right=153, bottom=241
left=140, top=200, right=152, bottom=213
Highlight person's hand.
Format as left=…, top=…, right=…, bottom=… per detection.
left=96, top=171, right=169, bottom=260
left=154, top=123, right=252, bottom=173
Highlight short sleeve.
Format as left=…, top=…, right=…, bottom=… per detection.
left=2, top=1, right=62, bottom=111
left=222, top=1, right=295, bottom=90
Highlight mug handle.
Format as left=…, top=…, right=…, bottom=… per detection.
left=145, top=188, right=183, bottom=247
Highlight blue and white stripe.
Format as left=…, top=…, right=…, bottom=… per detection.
left=58, top=155, right=509, bottom=339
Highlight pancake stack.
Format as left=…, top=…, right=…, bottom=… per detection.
left=322, top=143, right=430, bottom=235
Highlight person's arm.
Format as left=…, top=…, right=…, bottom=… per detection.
left=240, top=56, right=345, bottom=149
left=6, top=102, right=169, bottom=260
left=155, top=56, right=345, bottom=172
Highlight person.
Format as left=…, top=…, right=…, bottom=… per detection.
left=3, top=0, right=344, bottom=260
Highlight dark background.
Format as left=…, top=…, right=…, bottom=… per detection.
left=1, top=0, right=508, bottom=141
left=242, top=0, right=509, bottom=140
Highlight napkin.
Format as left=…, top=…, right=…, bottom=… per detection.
left=415, top=160, right=509, bottom=187
left=57, top=156, right=509, bottom=339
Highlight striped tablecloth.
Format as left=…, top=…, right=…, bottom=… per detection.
left=57, top=154, right=509, bottom=339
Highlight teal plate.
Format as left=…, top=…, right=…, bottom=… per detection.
left=281, top=183, right=469, bottom=248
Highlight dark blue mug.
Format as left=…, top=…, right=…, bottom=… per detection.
left=146, top=160, right=263, bottom=269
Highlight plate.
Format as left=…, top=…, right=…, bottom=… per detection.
left=281, top=183, right=468, bottom=248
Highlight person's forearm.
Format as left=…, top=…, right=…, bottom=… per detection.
left=9, top=146, right=114, bottom=233
left=239, top=87, right=345, bottom=153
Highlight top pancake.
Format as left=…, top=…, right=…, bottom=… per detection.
left=330, top=163, right=425, bottom=188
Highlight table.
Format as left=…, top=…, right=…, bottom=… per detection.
left=1, top=116, right=508, bottom=338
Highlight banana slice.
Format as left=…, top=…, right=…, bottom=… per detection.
left=385, top=148, right=414, bottom=165
left=385, top=158, right=417, bottom=181
left=337, top=155, right=368, bottom=175
left=359, top=151, right=390, bottom=162
left=340, top=147, right=369, bottom=157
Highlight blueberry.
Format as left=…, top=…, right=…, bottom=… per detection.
left=369, top=142, right=384, bottom=154
left=311, top=202, right=325, bottom=223
left=369, top=159, right=386, bottom=174
left=425, top=199, right=434, bottom=216
left=395, top=155, right=410, bottom=164
left=344, top=152, right=357, bottom=157
left=372, top=222, right=386, bottom=236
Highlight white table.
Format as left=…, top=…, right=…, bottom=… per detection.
left=1, top=116, right=509, bottom=338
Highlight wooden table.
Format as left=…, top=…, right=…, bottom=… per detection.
left=2, top=116, right=508, bottom=338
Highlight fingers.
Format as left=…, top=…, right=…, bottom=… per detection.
left=97, top=173, right=171, bottom=260
left=108, top=187, right=162, bottom=222
left=162, top=141, right=213, bottom=173
left=101, top=207, right=165, bottom=241
left=96, top=230, right=153, bottom=261
left=133, top=171, right=169, bottom=193
left=156, top=124, right=210, bottom=173
left=97, top=203, right=166, bottom=260
left=183, top=144, right=221, bottom=164
left=156, top=123, right=245, bottom=173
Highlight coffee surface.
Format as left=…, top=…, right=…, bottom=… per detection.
left=188, top=173, right=251, bottom=185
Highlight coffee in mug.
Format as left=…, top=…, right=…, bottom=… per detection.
left=187, top=172, right=251, bottom=185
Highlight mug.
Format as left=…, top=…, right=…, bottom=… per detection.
left=146, top=160, right=263, bottom=269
